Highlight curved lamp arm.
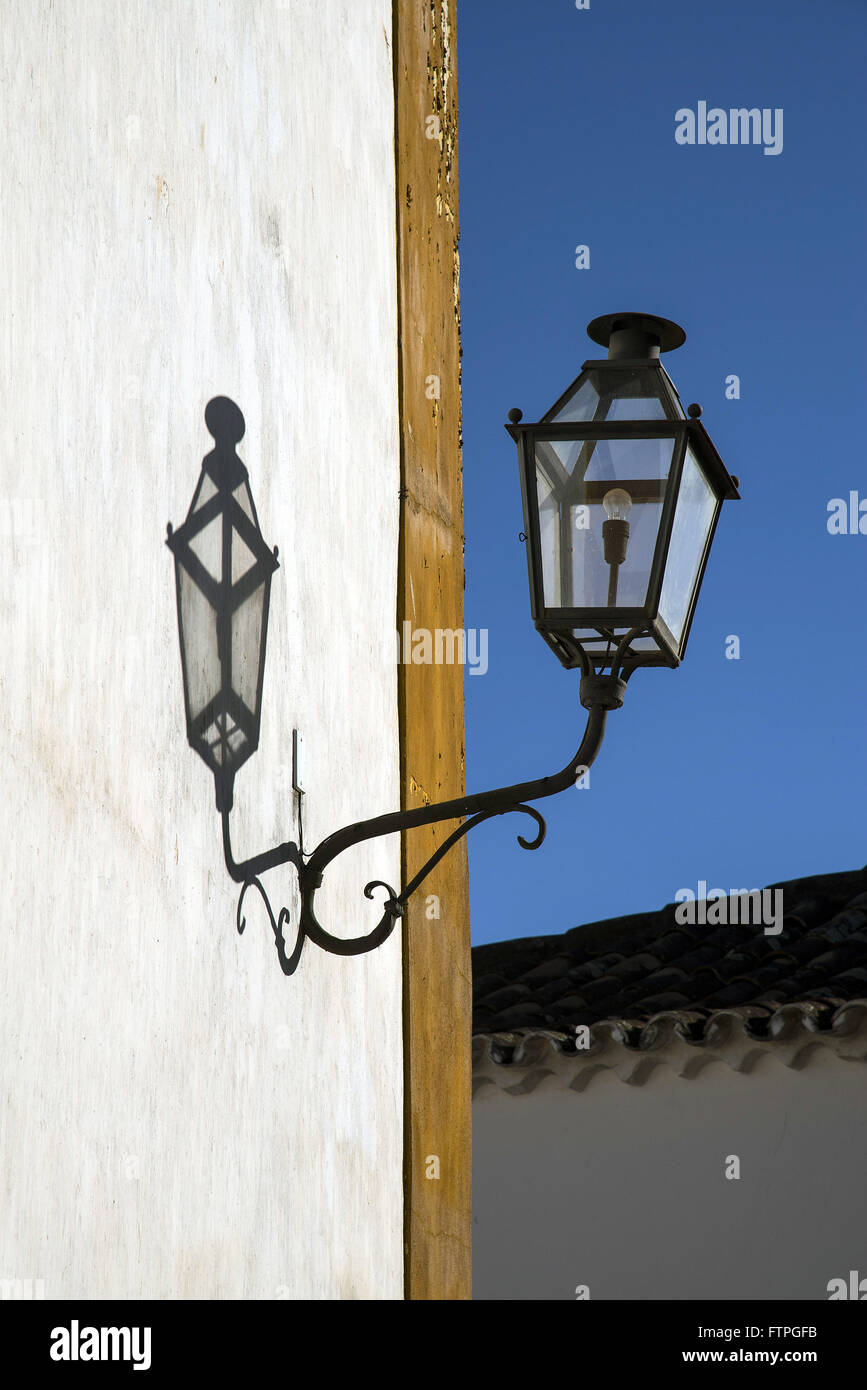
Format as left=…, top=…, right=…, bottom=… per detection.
left=219, top=680, right=620, bottom=975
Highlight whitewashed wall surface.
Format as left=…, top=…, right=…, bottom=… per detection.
left=474, top=1054, right=867, bottom=1300
left=0, top=1, right=403, bottom=1298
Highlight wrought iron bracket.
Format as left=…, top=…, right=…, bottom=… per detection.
left=220, top=678, right=619, bottom=975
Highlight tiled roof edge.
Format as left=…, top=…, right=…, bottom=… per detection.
left=472, top=999, right=867, bottom=1095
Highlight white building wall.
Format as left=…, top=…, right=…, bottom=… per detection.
left=474, top=1053, right=867, bottom=1300
left=0, top=1, right=403, bottom=1299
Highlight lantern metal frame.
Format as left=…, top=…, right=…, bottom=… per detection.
left=507, top=314, right=739, bottom=677
left=167, top=314, right=737, bottom=977
left=510, top=413, right=739, bottom=675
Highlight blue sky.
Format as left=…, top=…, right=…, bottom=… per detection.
left=457, top=0, right=867, bottom=946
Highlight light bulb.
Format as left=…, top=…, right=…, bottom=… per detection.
left=602, top=487, right=632, bottom=521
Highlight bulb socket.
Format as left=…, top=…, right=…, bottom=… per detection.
left=602, top=517, right=630, bottom=566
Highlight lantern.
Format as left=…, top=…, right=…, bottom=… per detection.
left=508, top=313, right=739, bottom=673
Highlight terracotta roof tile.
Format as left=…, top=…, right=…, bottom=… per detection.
left=473, top=865, right=867, bottom=1056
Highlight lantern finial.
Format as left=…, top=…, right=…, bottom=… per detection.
left=586, top=312, right=686, bottom=360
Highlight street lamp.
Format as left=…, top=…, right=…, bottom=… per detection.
left=167, top=317, right=737, bottom=976
left=508, top=312, right=739, bottom=681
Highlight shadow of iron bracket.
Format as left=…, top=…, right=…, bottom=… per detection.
left=220, top=691, right=618, bottom=976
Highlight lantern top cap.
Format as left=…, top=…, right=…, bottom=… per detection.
left=205, top=396, right=246, bottom=445
left=586, top=312, right=686, bottom=360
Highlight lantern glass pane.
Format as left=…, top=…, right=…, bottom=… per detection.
left=177, top=563, right=221, bottom=722
left=548, top=376, right=600, bottom=423
left=534, top=436, right=675, bottom=610
left=231, top=580, right=266, bottom=718
left=584, top=434, right=672, bottom=481
left=601, top=368, right=683, bottom=421
left=547, top=368, right=684, bottom=424
left=658, top=444, right=718, bottom=644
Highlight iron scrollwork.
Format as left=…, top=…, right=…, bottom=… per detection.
left=220, top=689, right=619, bottom=976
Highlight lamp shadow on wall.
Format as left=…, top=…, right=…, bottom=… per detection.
left=167, top=395, right=305, bottom=974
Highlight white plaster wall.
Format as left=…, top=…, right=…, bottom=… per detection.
left=473, top=1054, right=867, bottom=1300
left=0, top=1, right=403, bottom=1298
